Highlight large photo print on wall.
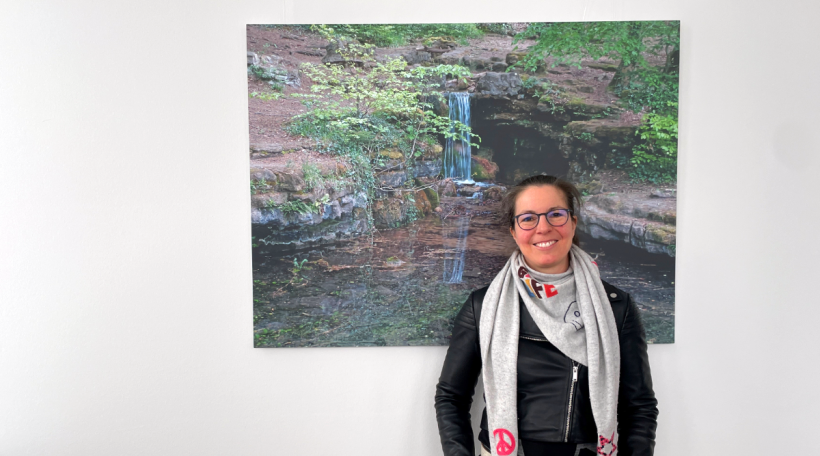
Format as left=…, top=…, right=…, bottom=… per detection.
left=248, top=22, right=679, bottom=347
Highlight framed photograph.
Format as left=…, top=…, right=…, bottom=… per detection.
left=248, top=22, right=679, bottom=347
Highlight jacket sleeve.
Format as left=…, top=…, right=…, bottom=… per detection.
left=435, top=292, right=483, bottom=456
left=616, top=294, right=659, bottom=456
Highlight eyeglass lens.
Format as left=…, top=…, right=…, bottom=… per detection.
left=517, top=210, right=569, bottom=229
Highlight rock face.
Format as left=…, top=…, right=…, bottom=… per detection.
left=251, top=145, right=440, bottom=250
left=476, top=72, right=523, bottom=97
left=578, top=193, right=676, bottom=256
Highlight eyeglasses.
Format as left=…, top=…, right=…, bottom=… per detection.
left=514, top=209, right=574, bottom=230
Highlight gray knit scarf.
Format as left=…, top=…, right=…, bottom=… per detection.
left=479, top=245, right=621, bottom=456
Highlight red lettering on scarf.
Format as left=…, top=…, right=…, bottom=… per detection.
left=544, top=284, right=558, bottom=298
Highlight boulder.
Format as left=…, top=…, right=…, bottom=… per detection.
left=439, top=178, right=457, bottom=197
left=275, top=172, right=305, bottom=192
left=565, top=97, right=609, bottom=116
left=247, top=51, right=259, bottom=66
left=437, top=48, right=466, bottom=66
left=250, top=144, right=284, bottom=158
left=285, top=69, right=301, bottom=87
left=413, top=160, right=442, bottom=178
left=250, top=192, right=288, bottom=209
left=377, top=171, right=407, bottom=188
left=458, top=185, right=481, bottom=196
left=577, top=193, right=677, bottom=256
left=477, top=72, right=523, bottom=97
left=651, top=188, right=676, bottom=198
left=250, top=167, right=277, bottom=182
left=402, top=50, right=432, bottom=65
left=484, top=186, right=505, bottom=201
left=462, top=55, right=493, bottom=71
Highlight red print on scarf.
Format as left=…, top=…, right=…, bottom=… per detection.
left=517, top=266, right=558, bottom=299
left=493, top=428, right=516, bottom=456
left=597, top=433, right=617, bottom=456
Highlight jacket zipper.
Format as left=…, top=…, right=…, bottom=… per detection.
left=519, top=334, right=547, bottom=342
left=564, top=361, right=579, bottom=442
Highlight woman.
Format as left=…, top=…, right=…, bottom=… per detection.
left=435, top=175, right=658, bottom=456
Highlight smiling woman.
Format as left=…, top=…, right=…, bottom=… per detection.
left=435, top=175, right=658, bottom=456
left=507, top=184, right=578, bottom=274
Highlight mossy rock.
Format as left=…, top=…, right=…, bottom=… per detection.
left=423, top=37, right=457, bottom=48
left=379, top=149, right=404, bottom=160
left=472, top=166, right=490, bottom=181
left=644, top=224, right=676, bottom=245
left=588, top=62, right=619, bottom=72
left=413, top=190, right=432, bottom=214
left=428, top=144, right=444, bottom=157
left=423, top=187, right=440, bottom=209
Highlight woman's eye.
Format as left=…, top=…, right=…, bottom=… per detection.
left=520, top=215, right=536, bottom=223
left=548, top=211, right=564, bottom=219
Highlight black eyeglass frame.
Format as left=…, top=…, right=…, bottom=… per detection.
left=513, top=209, right=575, bottom=230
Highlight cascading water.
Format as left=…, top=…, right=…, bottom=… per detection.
left=443, top=92, right=473, bottom=183
left=442, top=217, right=470, bottom=284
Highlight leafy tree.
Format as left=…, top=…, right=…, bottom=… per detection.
left=512, top=21, right=679, bottom=115
left=629, top=103, right=678, bottom=183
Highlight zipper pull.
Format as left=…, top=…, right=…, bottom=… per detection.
left=572, top=363, right=578, bottom=382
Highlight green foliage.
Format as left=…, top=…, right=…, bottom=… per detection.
left=268, top=199, right=315, bottom=216
left=250, top=91, right=283, bottom=101
left=248, top=64, right=275, bottom=80
left=315, top=24, right=483, bottom=47
left=521, top=76, right=539, bottom=91
left=250, top=178, right=271, bottom=194
left=629, top=104, right=678, bottom=183
left=577, top=132, right=594, bottom=142
left=289, top=51, right=478, bottom=232
left=478, top=23, right=516, bottom=35
left=291, top=258, right=309, bottom=273
left=512, top=21, right=679, bottom=115
left=302, top=162, right=323, bottom=190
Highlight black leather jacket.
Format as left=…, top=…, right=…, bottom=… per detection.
left=435, top=281, right=658, bottom=456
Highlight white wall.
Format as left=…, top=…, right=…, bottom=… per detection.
left=2, top=0, right=819, bottom=454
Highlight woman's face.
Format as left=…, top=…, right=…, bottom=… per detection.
left=509, top=185, right=577, bottom=274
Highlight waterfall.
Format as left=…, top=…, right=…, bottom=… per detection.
left=442, top=217, right=470, bottom=284
left=443, top=92, right=473, bottom=183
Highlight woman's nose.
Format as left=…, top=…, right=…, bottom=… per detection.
left=535, top=214, right=552, bottom=233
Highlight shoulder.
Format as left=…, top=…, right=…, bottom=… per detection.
left=601, top=280, right=632, bottom=333
left=453, top=285, right=491, bottom=331
left=463, top=285, right=490, bottom=327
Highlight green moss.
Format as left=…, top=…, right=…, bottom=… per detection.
left=423, top=187, right=440, bottom=209
left=379, top=149, right=404, bottom=159
left=472, top=165, right=490, bottom=181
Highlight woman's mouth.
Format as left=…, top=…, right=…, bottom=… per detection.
left=534, top=240, right=558, bottom=248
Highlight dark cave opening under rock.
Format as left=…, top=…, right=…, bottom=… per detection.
left=472, top=123, right=569, bottom=185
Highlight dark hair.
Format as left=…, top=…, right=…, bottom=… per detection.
left=500, top=174, right=583, bottom=245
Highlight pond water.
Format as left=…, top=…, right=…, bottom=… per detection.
left=252, top=199, right=675, bottom=347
